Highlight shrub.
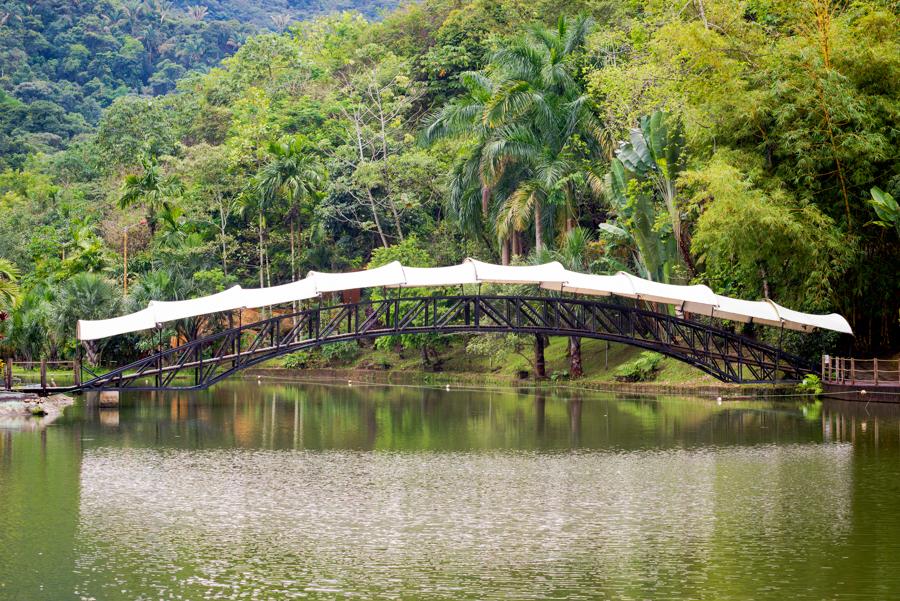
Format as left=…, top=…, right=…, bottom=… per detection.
left=283, top=351, right=312, bottom=369
left=797, top=373, right=823, bottom=395
left=614, top=351, right=663, bottom=382
left=320, top=341, right=359, bottom=365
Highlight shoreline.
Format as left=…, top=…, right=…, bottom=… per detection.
left=0, top=392, right=75, bottom=430
left=242, top=367, right=802, bottom=400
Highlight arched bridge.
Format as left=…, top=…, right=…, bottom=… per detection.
left=72, top=294, right=814, bottom=392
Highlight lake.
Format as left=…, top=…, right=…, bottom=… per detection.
left=1, top=379, right=899, bottom=600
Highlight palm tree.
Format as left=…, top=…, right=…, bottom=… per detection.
left=8, top=290, right=51, bottom=362
left=187, top=5, right=208, bottom=21
left=120, top=156, right=184, bottom=236
left=0, top=258, right=19, bottom=307
left=604, top=111, right=689, bottom=282
left=237, top=189, right=272, bottom=289
left=425, top=16, right=608, bottom=259
left=256, top=138, right=326, bottom=286
left=271, top=14, right=292, bottom=32
left=529, top=228, right=594, bottom=377
left=53, top=273, right=121, bottom=365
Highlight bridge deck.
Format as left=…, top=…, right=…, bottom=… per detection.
left=18, top=295, right=815, bottom=393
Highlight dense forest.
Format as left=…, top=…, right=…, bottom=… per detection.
left=0, top=0, right=897, bottom=375
left=0, top=0, right=398, bottom=169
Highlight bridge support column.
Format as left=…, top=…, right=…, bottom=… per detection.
left=98, top=390, right=119, bottom=408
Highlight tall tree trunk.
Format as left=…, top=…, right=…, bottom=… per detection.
left=501, top=236, right=510, bottom=265
left=569, top=336, right=583, bottom=378
left=258, top=210, right=265, bottom=289
left=216, top=192, right=229, bottom=276
left=534, top=202, right=543, bottom=252
left=376, top=92, right=404, bottom=241
left=352, top=111, right=389, bottom=248
left=760, top=266, right=771, bottom=299
left=290, top=215, right=296, bottom=283
left=366, top=188, right=389, bottom=248
left=83, top=341, right=100, bottom=366
left=290, top=214, right=298, bottom=323
left=534, top=334, right=546, bottom=379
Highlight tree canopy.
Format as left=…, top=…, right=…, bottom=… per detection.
left=0, top=0, right=897, bottom=366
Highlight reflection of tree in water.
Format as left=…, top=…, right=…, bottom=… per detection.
left=61, top=382, right=878, bottom=453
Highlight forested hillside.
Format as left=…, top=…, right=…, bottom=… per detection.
left=0, top=0, right=897, bottom=374
left=0, top=0, right=399, bottom=169
left=170, top=0, right=398, bottom=25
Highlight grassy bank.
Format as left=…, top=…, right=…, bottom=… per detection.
left=262, top=337, right=726, bottom=388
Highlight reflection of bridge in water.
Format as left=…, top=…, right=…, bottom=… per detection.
left=68, top=294, right=814, bottom=393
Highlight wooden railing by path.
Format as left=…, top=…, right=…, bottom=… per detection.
left=2, top=359, right=76, bottom=391
left=822, top=356, right=900, bottom=386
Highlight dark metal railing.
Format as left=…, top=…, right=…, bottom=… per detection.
left=56, top=295, right=815, bottom=392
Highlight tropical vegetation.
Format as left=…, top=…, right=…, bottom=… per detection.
left=0, top=0, right=896, bottom=376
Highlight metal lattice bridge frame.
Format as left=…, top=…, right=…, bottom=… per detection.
left=74, top=295, right=814, bottom=392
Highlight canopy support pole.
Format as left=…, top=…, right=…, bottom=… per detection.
left=774, top=322, right=785, bottom=384
left=155, top=326, right=162, bottom=389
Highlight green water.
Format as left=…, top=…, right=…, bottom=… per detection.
left=1, top=379, right=899, bottom=600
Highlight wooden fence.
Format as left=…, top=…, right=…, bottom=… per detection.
left=822, top=356, right=900, bottom=386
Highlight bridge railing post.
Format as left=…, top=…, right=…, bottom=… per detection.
left=73, top=356, right=82, bottom=387
left=40, top=358, right=47, bottom=391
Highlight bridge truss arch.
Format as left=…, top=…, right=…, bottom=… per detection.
left=74, top=295, right=814, bottom=392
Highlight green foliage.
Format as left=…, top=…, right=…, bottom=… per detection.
left=52, top=273, right=121, bottom=364
left=465, top=333, right=535, bottom=373
left=614, top=351, right=663, bottom=382
left=320, top=341, right=359, bottom=364
left=426, top=15, right=607, bottom=256
left=869, top=187, right=900, bottom=236
left=604, top=111, right=686, bottom=282
left=797, top=374, right=824, bottom=395
left=0, top=0, right=897, bottom=365
left=685, top=152, right=850, bottom=306
left=0, top=258, right=20, bottom=307
left=283, top=350, right=312, bottom=369
left=549, top=370, right=569, bottom=381
left=0, top=0, right=260, bottom=166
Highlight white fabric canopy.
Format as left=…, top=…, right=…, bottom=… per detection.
left=616, top=272, right=719, bottom=312
left=148, top=285, right=245, bottom=323
left=541, top=270, right=634, bottom=297
left=767, top=300, right=853, bottom=334
left=391, top=263, right=479, bottom=288
left=239, top=279, right=318, bottom=309
left=77, top=307, right=158, bottom=341
left=706, top=296, right=783, bottom=328
left=465, top=258, right=567, bottom=286
left=76, top=259, right=854, bottom=340
left=309, top=261, right=407, bottom=293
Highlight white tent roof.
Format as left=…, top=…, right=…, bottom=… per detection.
left=309, top=261, right=407, bottom=293
left=391, top=263, right=479, bottom=288
left=616, top=272, right=719, bottom=310
left=76, top=259, right=854, bottom=340
left=541, top=270, right=634, bottom=297
left=767, top=300, right=853, bottom=334
left=465, top=258, right=567, bottom=285
left=239, top=279, right=318, bottom=309
left=706, top=296, right=783, bottom=328
left=148, top=285, right=245, bottom=323
left=77, top=307, right=158, bottom=342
